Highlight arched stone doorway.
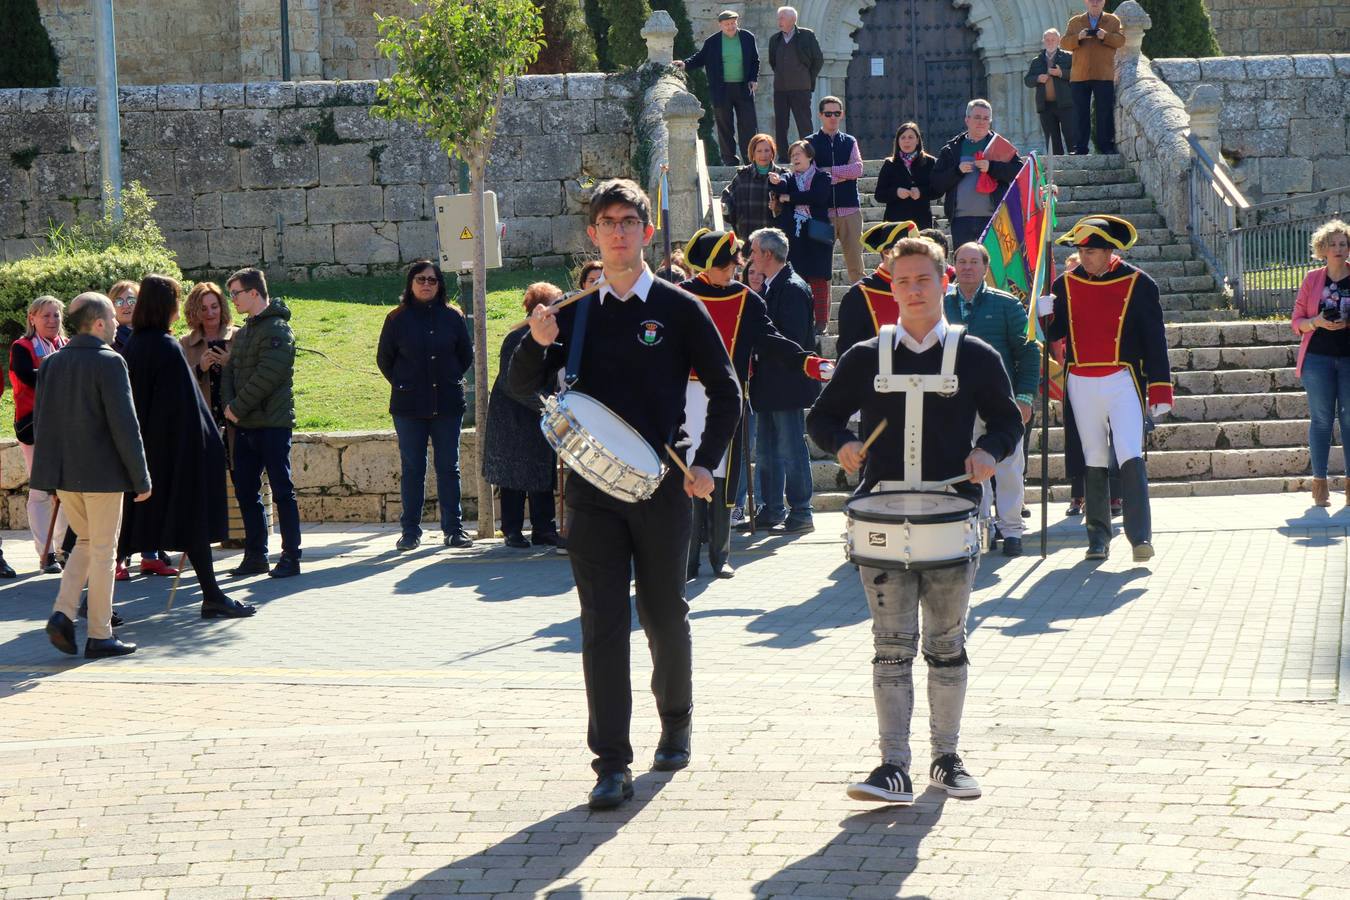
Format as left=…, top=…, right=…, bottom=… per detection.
left=845, top=0, right=985, bottom=159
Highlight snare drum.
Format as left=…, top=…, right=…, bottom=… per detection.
left=541, top=392, right=666, bottom=503
left=843, top=491, right=980, bottom=570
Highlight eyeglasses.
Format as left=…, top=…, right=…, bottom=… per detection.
left=228, top=288, right=249, bottom=298
left=821, top=111, right=842, bottom=118
left=595, top=217, right=645, bottom=234
left=412, top=276, right=440, bottom=285
left=114, top=296, right=136, bottom=308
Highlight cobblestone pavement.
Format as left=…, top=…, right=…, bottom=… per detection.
left=0, top=495, right=1347, bottom=899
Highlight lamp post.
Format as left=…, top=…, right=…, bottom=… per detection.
left=93, top=0, right=122, bottom=221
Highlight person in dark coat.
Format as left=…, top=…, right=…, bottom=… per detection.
left=483, top=283, right=563, bottom=550
left=1024, top=29, right=1077, bottom=155
left=874, top=122, right=936, bottom=229
left=674, top=10, right=760, bottom=165
left=376, top=260, right=475, bottom=552
left=117, top=275, right=255, bottom=620
left=770, top=139, right=835, bottom=333
left=929, top=99, right=1024, bottom=250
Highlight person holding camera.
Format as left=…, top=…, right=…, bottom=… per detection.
left=1061, top=0, right=1124, bottom=155
left=1291, top=220, right=1350, bottom=507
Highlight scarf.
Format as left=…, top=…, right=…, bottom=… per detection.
left=31, top=334, right=64, bottom=359
left=755, top=163, right=772, bottom=175
left=792, top=164, right=817, bottom=236
left=900, top=150, right=918, bottom=172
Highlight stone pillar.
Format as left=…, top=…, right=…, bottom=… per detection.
left=1115, top=1, right=1152, bottom=61
left=1186, top=84, right=1222, bottom=163
left=642, top=11, right=678, bottom=65
left=664, top=90, right=706, bottom=241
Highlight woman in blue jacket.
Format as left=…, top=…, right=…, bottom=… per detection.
left=376, top=261, right=474, bottom=551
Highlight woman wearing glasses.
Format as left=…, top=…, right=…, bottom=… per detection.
left=377, top=260, right=475, bottom=551
left=109, top=280, right=139, bottom=351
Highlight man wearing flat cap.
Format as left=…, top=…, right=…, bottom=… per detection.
left=679, top=228, right=833, bottom=578
left=676, top=11, right=760, bottom=166
left=1038, top=215, right=1172, bottom=562
left=834, top=221, right=924, bottom=353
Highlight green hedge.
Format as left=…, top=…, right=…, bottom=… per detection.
left=0, top=0, right=59, bottom=88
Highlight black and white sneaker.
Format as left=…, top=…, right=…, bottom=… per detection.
left=929, top=753, right=982, bottom=798
left=846, top=764, right=914, bottom=804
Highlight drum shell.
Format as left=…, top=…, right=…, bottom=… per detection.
left=844, top=491, right=979, bottom=571
left=541, top=393, right=664, bottom=504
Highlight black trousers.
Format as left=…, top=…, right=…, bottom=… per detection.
left=688, top=477, right=731, bottom=572
left=715, top=83, right=759, bottom=165
left=1038, top=106, right=1077, bottom=155
left=565, top=469, right=693, bottom=775
left=1072, top=80, right=1116, bottom=154
left=499, top=488, right=555, bottom=537
left=774, top=90, right=813, bottom=161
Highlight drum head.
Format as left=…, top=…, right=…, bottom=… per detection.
left=561, top=393, right=663, bottom=475
left=846, top=491, right=976, bottom=524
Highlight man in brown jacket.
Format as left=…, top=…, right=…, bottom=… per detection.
left=1062, top=0, right=1125, bottom=155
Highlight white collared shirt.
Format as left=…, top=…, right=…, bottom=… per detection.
left=598, top=265, right=654, bottom=304
left=894, top=317, right=949, bottom=354
left=761, top=264, right=785, bottom=293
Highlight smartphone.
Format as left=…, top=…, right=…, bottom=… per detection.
left=1087, top=27, right=1099, bottom=36
left=206, top=339, right=227, bottom=368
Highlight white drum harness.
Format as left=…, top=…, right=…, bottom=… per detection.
left=872, top=323, right=965, bottom=491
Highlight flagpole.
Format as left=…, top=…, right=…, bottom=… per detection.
left=660, top=164, right=672, bottom=272
left=1040, top=142, right=1055, bottom=560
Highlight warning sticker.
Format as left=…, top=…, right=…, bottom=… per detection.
left=459, top=226, right=473, bottom=240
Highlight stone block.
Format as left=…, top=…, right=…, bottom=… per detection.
left=1256, top=420, right=1307, bottom=447
left=333, top=222, right=400, bottom=264
left=332, top=107, right=390, bottom=141
left=486, top=137, right=524, bottom=182
left=157, top=84, right=201, bottom=110
left=321, top=494, right=384, bottom=522
left=18, top=113, right=72, bottom=152
left=1222, top=80, right=1262, bottom=100
left=276, top=107, right=324, bottom=142
left=341, top=439, right=401, bottom=493
left=1153, top=59, right=1200, bottom=83
left=1259, top=157, right=1313, bottom=195
left=165, top=230, right=208, bottom=270
left=1244, top=56, right=1294, bottom=80
left=1304, top=78, right=1344, bottom=113
left=1274, top=392, right=1309, bottom=418
left=1, top=444, right=28, bottom=489
left=520, top=135, right=581, bottom=181
left=1229, top=129, right=1287, bottom=158
left=594, top=99, right=632, bottom=132
left=1215, top=370, right=1274, bottom=394
left=296, top=495, right=325, bottom=522
left=511, top=181, right=562, bottom=217
left=120, top=148, right=175, bottom=194
left=550, top=215, right=588, bottom=255
left=6, top=494, right=28, bottom=531
left=541, top=100, right=596, bottom=136
left=307, top=185, right=384, bottom=223
left=1218, top=100, right=1256, bottom=131
left=384, top=184, right=423, bottom=221
left=221, top=108, right=281, bottom=145
left=201, top=84, right=246, bottom=109
left=151, top=194, right=194, bottom=231
left=318, top=142, right=373, bottom=186
left=375, top=139, right=446, bottom=185
left=1314, top=157, right=1350, bottom=190
left=193, top=193, right=222, bottom=230
left=336, top=82, right=379, bottom=105
left=176, top=146, right=240, bottom=193
left=495, top=99, right=540, bottom=136
left=291, top=440, right=341, bottom=490
left=223, top=189, right=308, bottom=227
left=246, top=82, right=297, bottom=108
left=501, top=217, right=553, bottom=258
left=1211, top=448, right=1307, bottom=479
left=23, top=199, right=74, bottom=234
left=581, top=133, right=631, bottom=178
left=1254, top=100, right=1290, bottom=129
left=396, top=220, right=438, bottom=262
left=281, top=224, right=334, bottom=265
left=296, top=81, right=339, bottom=107
left=240, top=143, right=318, bottom=188
left=0, top=202, right=23, bottom=238
left=1153, top=422, right=1220, bottom=452
left=208, top=228, right=263, bottom=268
left=1289, top=118, right=1346, bottom=159
left=1293, top=55, right=1334, bottom=77
left=30, top=153, right=87, bottom=196
left=605, top=74, right=638, bottom=100
left=119, top=86, right=158, bottom=111
left=0, top=166, right=28, bottom=203
left=566, top=73, right=607, bottom=100
left=516, top=75, right=565, bottom=100
left=1198, top=58, right=1246, bottom=80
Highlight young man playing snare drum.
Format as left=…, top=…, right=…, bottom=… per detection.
left=806, top=236, right=1022, bottom=804
left=507, top=179, right=740, bottom=811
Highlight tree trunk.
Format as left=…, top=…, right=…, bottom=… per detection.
left=470, top=158, right=494, bottom=541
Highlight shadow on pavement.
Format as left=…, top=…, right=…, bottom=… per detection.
left=742, top=560, right=864, bottom=649
left=967, top=562, right=1148, bottom=637
left=383, top=772, right=672, bottom=899
left=751, top=800, right=950, bottom=899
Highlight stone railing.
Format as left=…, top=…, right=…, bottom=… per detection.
left=0, top=431, right=484, bottom=530
left=636, top=12, right=707, bottom=247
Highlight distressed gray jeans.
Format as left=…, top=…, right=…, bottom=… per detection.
left=859, top=561, right=975, bottom=770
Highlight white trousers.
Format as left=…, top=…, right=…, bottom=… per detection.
left=1068, top=370, right=1144, bottom=467
left=21, top=442, right=68, bottom=559
left=975, top=417, right=1027, bottom=538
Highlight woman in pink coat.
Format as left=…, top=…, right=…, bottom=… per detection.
left=1290, top=219, right=1350, bottom=507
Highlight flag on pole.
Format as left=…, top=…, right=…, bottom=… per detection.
left=654, top=167, right=669, bottom=230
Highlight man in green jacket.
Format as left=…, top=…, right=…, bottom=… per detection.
left=944, top=242, right=1040, bottom=555
left=222, top=267, right=302, bottom=578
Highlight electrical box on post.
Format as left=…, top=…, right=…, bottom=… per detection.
left=435, top=192, right=503, bottom=273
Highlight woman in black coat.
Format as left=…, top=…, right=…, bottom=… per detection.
left=118, top=275, right=254, bottom=619
left=874, top=121, right=936, bottom=229
left=482, top=282, right=563, bottom=549
left=376, top=260, right=475, bottom=551
left=770, top=139, right=835, bottom=331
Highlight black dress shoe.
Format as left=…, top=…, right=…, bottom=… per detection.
left=503, top=533, right=530, bottom=549
left=269, top=554, right=301, bottom=579
left=85, top=635, right=137, bottom=659
left=588, top=770, right=634, bottom=810
left=1066, top=498, right=1084, bottom=517
left=201, top=595, right=257, bottom=619
left=1085, top=537, right=1110, bottom=561
left=772, top=517, right=815, bottom=535
left=686, top=563, right=700, bottom=580
left=46, top=612, right=77, bottom=655
left=531, top=529, right=564, bottom=547
left=42, top=552, right=63, bottom=574
left=0, top=552, right=15, bottom=578
left=1002, top=536, right=1023, bottom=557
left=395, top=533, right=421, bottom=552
left=445, top=529, right=474, bottom=548
left=653, top=724, right=691, bottom=771
left=712, top=561, right=735, bottom=579
left=230, top=555, right=270, bottom=577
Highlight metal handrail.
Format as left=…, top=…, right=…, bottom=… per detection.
left=1187, top=135, right=1248, bottom=214
left=1185, top=133, right=1246, bottom=294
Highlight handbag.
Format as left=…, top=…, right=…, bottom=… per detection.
left=804, top=216, right=835, bottom=245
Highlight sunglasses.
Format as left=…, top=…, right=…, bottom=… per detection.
left=821, top=111, right=842, bottom=117
left=413, top=275, right=440, bottom=285
left=114, top=296, right=137, bottom=307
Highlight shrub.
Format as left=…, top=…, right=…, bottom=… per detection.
left=0, top=0, right=59, bottom=88
left=597, top=0, right=650, bottom=68
left=1107, top=0, right=1220, bottom=58
left=532, top=0, right=598, bottom=73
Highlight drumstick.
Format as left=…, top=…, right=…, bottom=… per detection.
left=165, top=551, right=189, bottom=613
left=664, top=445, right=714, bottom=501
left=858, top=418, right=889, bottom=458
left=510, top=266, right=635, bottom=329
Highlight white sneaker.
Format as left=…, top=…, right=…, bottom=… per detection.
left=730, top=506, right=747, bottom=527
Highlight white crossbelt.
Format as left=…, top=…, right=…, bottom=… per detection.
left=873, top=324, right=964, bottom=490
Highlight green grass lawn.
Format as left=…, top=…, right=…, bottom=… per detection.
left=0, top=266, right=573, bottom=437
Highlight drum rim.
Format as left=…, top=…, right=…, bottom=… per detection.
left=844, top=490, right=977, bottom=525
left=557, top=390, right=663, bottom=470
left=847, top=550, right=978, bottom=571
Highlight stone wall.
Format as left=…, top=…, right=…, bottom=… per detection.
left=1205, top=0, right=1348, bottom=56
left=0, top=431, right=483, bottom=531
left=1153, top=54, right=1350, bottom=204
left=0, top=74, right=636, bottom=276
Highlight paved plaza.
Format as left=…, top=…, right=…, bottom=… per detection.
left=1, top=495, right=1348, bottom=899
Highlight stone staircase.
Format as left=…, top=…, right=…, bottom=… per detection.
left=707, top=154, right=1337, bottom=511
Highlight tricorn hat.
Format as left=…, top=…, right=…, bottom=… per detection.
left=861, top=221, right=920, bottom=255
left=683, top=228, right=742, bottom=273
left=1056, top=214, right=1138, bottom=251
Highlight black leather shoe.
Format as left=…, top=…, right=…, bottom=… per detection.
left=269, top=554, right=301, bottom=579
left=1002, top=537, right=1023, bottom=557
left=201, top=595, right=257, bottom=619
left=230, top=555, right=270, bottom=577
left=503, top=533, right=530, bottom=549
left=85, top=635, right=137, bottom=659
left=712, top=561, right=735, bottom=579
left=686, top=562, right=700, bottom=580
left=1085, top=536, right=1110, bottom=561
left=653, top=724, right=691, bottom=771
left=531, top=529, right=564, bottom=547
left=395, top=533, right=421, bottom=552
left=445, top=529, right=474, bottom=548
left=588, top=770, right=634, bottom=810
left=0, top=552, right=15, bottom=578
left=1066, top=498, right=1084, bottom=517
left=42, top=552, right=63, bottom=575
left=772, top=517, right=815, bottom=535
left=46, top=612, right=77, bottom=655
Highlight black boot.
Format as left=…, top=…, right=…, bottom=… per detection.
left=0, top=551, right=14, bottom=578
left=1083, top=467, right=1112, bottom=561
left=708, top=479, right=734, bottom=579
left=653, top=722, right=692, bottom=771
left=1119, top=457, right=1154, bottom=561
